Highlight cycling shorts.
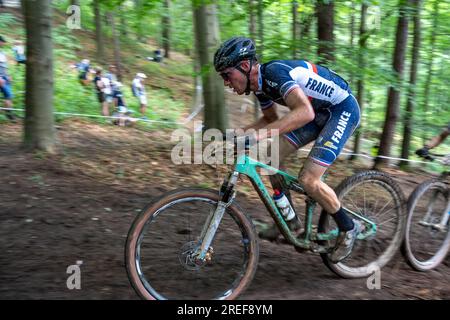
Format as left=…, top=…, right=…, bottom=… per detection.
left=283, top=93, right=360, bottom=167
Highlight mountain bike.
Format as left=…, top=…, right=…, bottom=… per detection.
left=125, top=148, right=406, bottom=300
left=402, top=153, right=450, bottom=271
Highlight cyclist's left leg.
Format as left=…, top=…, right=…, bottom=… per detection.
left=298, top=94, right=360, bottom=262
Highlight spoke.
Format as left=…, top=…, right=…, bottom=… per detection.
left=377, top=216, right=398, bottom=227
left=374, top=205, right=399, bottom=220
left=373, top=198, right=394, bottom=218
left=371, top=197, right=380, bottom=218
left=346, top=195, right=364, bottom=216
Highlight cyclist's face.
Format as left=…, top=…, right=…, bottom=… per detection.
left=219, top=65, right=247, bottom=95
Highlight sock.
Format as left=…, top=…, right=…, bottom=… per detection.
left=331, top=207, right=354, bottom=232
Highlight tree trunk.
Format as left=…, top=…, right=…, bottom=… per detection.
left=93, top=0, right=104, bottom=62
left=349, top=0, right=355, bottom=85
left=292, top=0, right=300, bottom=60
left=191, top=6, right=203, bottom=114
left=249, top=0, right=256, bottom=39
left=299, top=10, right=314, bottom=57
left=422, top=0, right=439, bottom=142
left=400, top=0, right=422, bottom=168
left=133, top=0, right=144, bottom=42
left=162, top=0, right=171, bottom=59
left=22, top=0, right=55, bottom=153
left=249, top=0, right=260, bottom=121
left=351, top=3, right=368, bottom=161
left=375, top=0, right=409, bottom=168
left=316, top=0, right=335, bottom=65
left=193, top=1, right=227, bottom=132
left=119, top=4, right=128, bottom=37
left=302, top=16, right=313, bottom=39
left=107, top=12, right=122, bottom=81
left=257, top=0, right=264, bottom=61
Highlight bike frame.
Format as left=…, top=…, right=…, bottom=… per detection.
left=196, top=153, right=377, bottom=260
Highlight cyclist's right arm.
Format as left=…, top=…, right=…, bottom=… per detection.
left=242, top=103, right=279, bottom=132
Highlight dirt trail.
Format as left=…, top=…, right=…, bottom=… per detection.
left=0, top=116, right=448, bottom=300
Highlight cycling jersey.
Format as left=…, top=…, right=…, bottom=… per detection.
left=255, top=60, right=351, bottom=111
left=255, top=60, right=359, bottom=167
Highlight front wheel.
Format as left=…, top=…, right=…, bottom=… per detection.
left=125, top=188, right=259, bottom=300
left=318, top=171, right=406, bottom=278
left=402, top=179, right=450, bottom=271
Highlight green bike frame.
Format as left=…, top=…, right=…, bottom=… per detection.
left=233, top=154, right=377, bottom=253
left=196, top=153, right=378, bottom=261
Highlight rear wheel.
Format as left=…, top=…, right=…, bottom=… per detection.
left=402, top=180, right=450, bottom=271
left=125, top=188, right=259, bottom=300
left=318, top=171, right=406, bottom=278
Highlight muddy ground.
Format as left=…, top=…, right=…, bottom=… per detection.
left=0, top=116, right=448, bottom=300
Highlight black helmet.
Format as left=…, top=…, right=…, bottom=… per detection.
left=214, top=37, right=256, bottom=72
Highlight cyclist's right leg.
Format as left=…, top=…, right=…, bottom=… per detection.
left=258, top=121, right=320, bottom=241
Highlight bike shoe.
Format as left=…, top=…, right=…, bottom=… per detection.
left=258, top=217, right=302, bottom=241
left=329, top=220, right=362, bottom=263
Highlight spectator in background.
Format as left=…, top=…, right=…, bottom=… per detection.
left=105, top=64, right=118, bottom=106
left=12, top=40, right=26, bottom=65
left=77, top=59, right=91, bottom=86
left=132, top=72, right=148, bottom=118
left=153, top=49, right=162, bottom=63
left=146, top=50, right=163, bottom=63
left=0, top=35, right=17, bottom=121
left=101, top=72, right=114, bottom=112
left=105, top=65, right=117, bottom=86
left=113, top=81, right=127, bottom=111
left=111, top=81, right=136, bottom=126
left=93, top=67, right=110, bottom=117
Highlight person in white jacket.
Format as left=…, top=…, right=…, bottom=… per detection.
left=132, top=73, right=148, bottom=118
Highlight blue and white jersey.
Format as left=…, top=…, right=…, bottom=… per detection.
left=255, top=60, right=351, bottom=112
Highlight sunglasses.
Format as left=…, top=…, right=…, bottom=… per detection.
left=219, top=71, right=232, bottom=81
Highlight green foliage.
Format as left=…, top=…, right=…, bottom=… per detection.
left=3, top=0, right=449, bottom=159
left=0, top=13, right=17, bottom=29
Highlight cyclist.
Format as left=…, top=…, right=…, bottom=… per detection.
left=214, top=37, right=361, bottom=263
left=416, top=123, right=449, bottom=160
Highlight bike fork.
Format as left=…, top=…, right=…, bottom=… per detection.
left=195, top=171, right=239, bottom=261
